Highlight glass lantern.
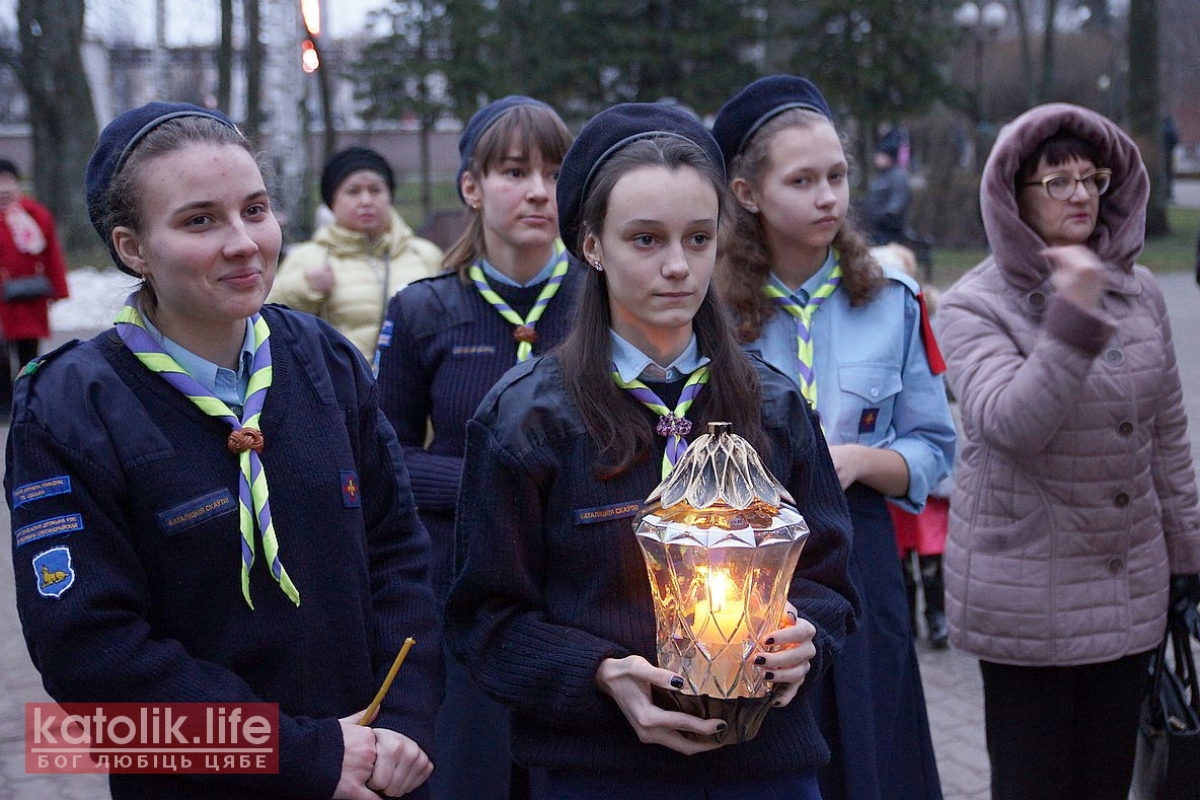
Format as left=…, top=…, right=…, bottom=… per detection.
left=634, top=422, right=810, bottom=743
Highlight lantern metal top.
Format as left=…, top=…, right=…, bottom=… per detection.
left=645, top=421, right=794, bottom=510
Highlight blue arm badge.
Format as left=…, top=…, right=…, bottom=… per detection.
left=32, top=546, right=76, bottom=599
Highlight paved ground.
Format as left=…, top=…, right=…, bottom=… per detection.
left=2, top=187, right=1199, bottom=797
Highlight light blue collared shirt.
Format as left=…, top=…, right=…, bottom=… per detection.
left=610, top=330, right=709, bottom=384
left=142, top=315, right=257, bottom=415
left=754, top=249, right=838, bottom=373
left=747, top=252, right=956, bottom=512
left=481, top=251, right=560, bottom=288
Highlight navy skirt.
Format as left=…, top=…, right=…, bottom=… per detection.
left=808, top=484, right=942, bottom=800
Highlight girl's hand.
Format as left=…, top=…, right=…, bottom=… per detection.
left=332, top=708, right=433, bottom=798
left=333, top=710, right=378, bottom=800
left=366, top=728, right=433, bottom=798
left=595, top=655, right=727, bottom=755
left=828, top=443, right=868, bottom=489
left=753, top=603, right=817, bottom=708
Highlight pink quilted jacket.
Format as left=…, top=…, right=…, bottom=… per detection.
left=938, top=104, right=1200, bottom=666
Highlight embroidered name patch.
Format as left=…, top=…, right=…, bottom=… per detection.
left=858, top=408, right=880, bottom=434
left=452, top=345, right=497, bottom=357
left=33, top=546, right=75, bottom=599
left=12, top=476, right=72, bottom=508
left=341, top=471, right=362, bottom=508
left=15, top=514, right=84, bottom=548
left=156, top=489, right=236, bottom=536
left=574, top=501, right=641, bottom=526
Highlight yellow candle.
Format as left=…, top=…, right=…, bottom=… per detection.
left=692, top=570, right=749, bottom=645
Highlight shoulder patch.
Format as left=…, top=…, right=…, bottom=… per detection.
left=32, top=546, right=76, bottom=599
left=12, top=476, right=72, bottom=508
left=377, top=319, right=394, bottom=351
left=14, top=513, right=84, bottom=548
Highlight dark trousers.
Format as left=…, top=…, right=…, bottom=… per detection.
left=980, top=650, right=1154, bottom=800
left=537, top=768, right=819, bottom=800
left=0, top=337, right=39, bottom=412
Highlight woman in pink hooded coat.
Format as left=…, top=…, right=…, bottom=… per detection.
left=938, top=104, right=1200, bottom=800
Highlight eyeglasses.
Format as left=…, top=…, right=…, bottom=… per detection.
left=1021, top=168, right=1112, bottom=201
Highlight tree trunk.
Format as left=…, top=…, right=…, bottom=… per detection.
left=1009, top=0, right=1039, bottom=106
left=217, top=0, right=234, bottom=113
left=1038, top=0, right=1060, bottom=102
left=16, top=0, right=99, bottom=257
left=1127, top=0, right=1169, bottom=236
left=244, top=0, right=264, bottom=138
left=309, top=35, right=337, bottom=165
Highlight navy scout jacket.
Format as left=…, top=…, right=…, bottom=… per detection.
left=6, top=305, right=441, bottom=799
left=445, top=353, right=858, bottom=781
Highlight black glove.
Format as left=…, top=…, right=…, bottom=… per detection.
left=1169, top=574, right=1200, bottom=637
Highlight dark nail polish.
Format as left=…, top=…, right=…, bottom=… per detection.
left=670, top=676, right=684, bottom=689
left=764, top=671, right=775, bottom=680
left=753, top=655, right=767, bottom=666
left=765, top=637, right=776, bottom=645
left=716, top=722, right=727, bottom=732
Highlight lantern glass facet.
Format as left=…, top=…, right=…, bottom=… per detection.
left=634, top=423, right=809, bottom=742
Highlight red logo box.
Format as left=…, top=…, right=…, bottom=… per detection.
left=26, top=702, right=279, bottom=775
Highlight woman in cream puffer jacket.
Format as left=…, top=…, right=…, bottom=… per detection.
left=938, top=103, right=1200, bottom=800
left=269, top=147, right=443, bottom=364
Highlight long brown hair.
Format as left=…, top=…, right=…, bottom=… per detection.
left=443, top=104, right=573, bottom=281
left=716, top=108, right=882, bottom=345
left=557, top=136, right=769, bottom=479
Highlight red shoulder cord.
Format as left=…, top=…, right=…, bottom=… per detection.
left=916, top=292, right=946, bottom=375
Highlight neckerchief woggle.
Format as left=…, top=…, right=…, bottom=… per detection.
left=612, top=365, right=710, bottom=479
left=763, top=260, right=842, bottom=409
left=469, top=240, right=570, bottom=363
left=115, top=298, right=299, bottom=609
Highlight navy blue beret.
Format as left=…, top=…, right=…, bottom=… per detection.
left=456, top=95, right=553, bottom=203
left=711, top=75, right=834, bottom=172
left=320, top=146, right=394, bottom=208
left=556, top=102, right=725, bottom=259
left=86, top=101, right=239, bottom=272
left=0, top=159, right=19, bottom=179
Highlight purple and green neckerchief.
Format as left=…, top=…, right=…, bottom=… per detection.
left=612, top=365, right=711, bottom=479
left=114, top=297, right=299, bottom=609
left=762, top=260, right=842, bottom=408
left=469, top=241, right=570, bottom=363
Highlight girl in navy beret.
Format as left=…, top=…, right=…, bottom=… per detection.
left=8, top=102, right=441, bottom=799
left=375, top=96, right=578, bottom=800
left=443, top=101, right=857, bottom=799
left=713, top=76, right=955, bottom=800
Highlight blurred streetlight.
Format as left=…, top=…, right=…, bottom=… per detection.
left=955, top=1, right=1008, bottom=166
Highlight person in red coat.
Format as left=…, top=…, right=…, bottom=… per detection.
left=0, top=159, right=69, bottom=413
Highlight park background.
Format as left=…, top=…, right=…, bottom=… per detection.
left=1, top=0, right=1200, bottom=285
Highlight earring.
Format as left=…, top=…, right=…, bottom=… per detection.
left=592, top=261, right=603, bottom=272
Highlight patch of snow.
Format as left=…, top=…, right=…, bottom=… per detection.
left=50, top=267, right=141, bottom=332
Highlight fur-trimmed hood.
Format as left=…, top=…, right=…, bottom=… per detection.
left=981, top=103, right=1149, bottom=292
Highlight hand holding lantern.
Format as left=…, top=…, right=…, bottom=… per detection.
left=634, top=422, right=811, bottom=743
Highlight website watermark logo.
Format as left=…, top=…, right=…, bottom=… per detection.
left=25, top=702, right=279, bottom=774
